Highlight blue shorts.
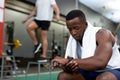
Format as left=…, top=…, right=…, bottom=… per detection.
left=77, top=68, right=120, bottom=80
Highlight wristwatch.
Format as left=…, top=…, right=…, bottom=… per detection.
left=67, top=56, right=73, bottom=63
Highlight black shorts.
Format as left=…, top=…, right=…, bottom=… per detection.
left=34, top=19, right=50, bottom=30
left=77, top=68, right=120, bottom=80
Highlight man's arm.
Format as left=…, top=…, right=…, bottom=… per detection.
left=52, top=4, right=60, bottom=21
left=67, top=29, right=115, bottom=71
left=22, top=6, right=37, bottom=24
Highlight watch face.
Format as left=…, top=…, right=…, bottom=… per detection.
left=67, top=56, right=73, bottom=62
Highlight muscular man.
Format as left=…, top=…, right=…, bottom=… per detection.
left=51, top=10, right=120, bottom=80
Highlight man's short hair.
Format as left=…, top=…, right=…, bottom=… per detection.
left=66, top=9, right=86, bottom=21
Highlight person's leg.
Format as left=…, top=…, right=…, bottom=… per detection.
left=26, top=20, right=42, bottom=54
left=96, top=68, right=120, bottom=80
left=57, top=71, right=85, bottom=80
left=39, top=21, right=50, bottom=58
left=40, top=30, right=48, bottom=58
left=96, top=72, right=117, bottom=80
left=26, top=21, right=38, bottom=45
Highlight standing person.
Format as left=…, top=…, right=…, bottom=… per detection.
left=22, top=0, right=60, bottom=59
left=51, top=10, right=120, bottom=80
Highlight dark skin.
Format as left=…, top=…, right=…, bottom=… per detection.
left=51, top=17, right=117, bottom=80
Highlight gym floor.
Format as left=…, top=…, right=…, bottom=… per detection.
left=0, top=57, right=62, bottom=80
left=16, top=66, right=61, bottom=80
left=1, top=64, right=61, bottom=80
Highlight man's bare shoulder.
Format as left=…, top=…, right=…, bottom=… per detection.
left=97, top=28, right=110, bottom=34
left=96, top=29, right=111, bottom=37
left=96, top=29, right=114, bottom=45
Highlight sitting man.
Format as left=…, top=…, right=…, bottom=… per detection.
left=51, top=10, right=120, bottom=80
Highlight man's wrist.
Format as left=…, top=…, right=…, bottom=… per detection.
left=62, top=57, right=74, bottom=73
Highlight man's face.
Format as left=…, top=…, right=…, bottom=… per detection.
left=66, top=17, right=87, bottom=41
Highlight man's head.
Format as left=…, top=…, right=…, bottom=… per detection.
left=66, top=10, right=87, bottom=41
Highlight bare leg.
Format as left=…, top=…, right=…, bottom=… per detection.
left=58, top=71, right=85, bottom=80
left=40, top=30, right=48, bottom=58
left=26, top=21, right=38, bottom=45
left=96, top=72, right=117, bottom=80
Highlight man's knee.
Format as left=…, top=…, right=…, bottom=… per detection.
left=58, top=72, right=76, bottom=80
left=27, top=21, right=38, bottom=31
left=57, top=72, right=67, bottom=80
left=96, top=72, right=117, bottom=80
left=27, top=24, right=35, bottom=31
left=57, top=71, right=85, bottom=80
left=96, top=76, right=109, bottom=80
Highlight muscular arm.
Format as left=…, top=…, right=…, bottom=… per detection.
left=68, top=29, right=115, bottom=71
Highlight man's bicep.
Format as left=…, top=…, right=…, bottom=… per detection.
left=95, top=29, right=113, bottom=64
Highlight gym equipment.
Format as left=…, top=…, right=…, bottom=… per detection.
left=4, top=39, right=22, bottom=55
left=4, top=39, right=22, bottom=49
left=51, top=30, right=59, bottom=59
left=25, top=60, right=51, bottom=80
left=4, top=21, right=15, bottom=55
left=5, top=21, right=21, bottom=55
left=1, top=21, right=21, bottom=79
left=6, top=21, right=14, bottom=43
left=0, top=55, right=18, bottom=80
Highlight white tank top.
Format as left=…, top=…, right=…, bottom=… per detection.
left=106, top=42, right=120, bottom=69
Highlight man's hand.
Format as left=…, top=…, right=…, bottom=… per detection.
left=51, top=56, right=68, bottom=69
left=55, top=15, right=60, bottom=22
left=21, top=19, right=27, bottom=24
left=66, top=59, right=79, bottom=72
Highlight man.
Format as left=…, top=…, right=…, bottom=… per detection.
left=51, top=10, right=120, bottom=80
left=22, top=0, right=60, bottom=59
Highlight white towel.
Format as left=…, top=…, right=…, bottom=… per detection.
left=65, top=22, right=101, bottom=59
